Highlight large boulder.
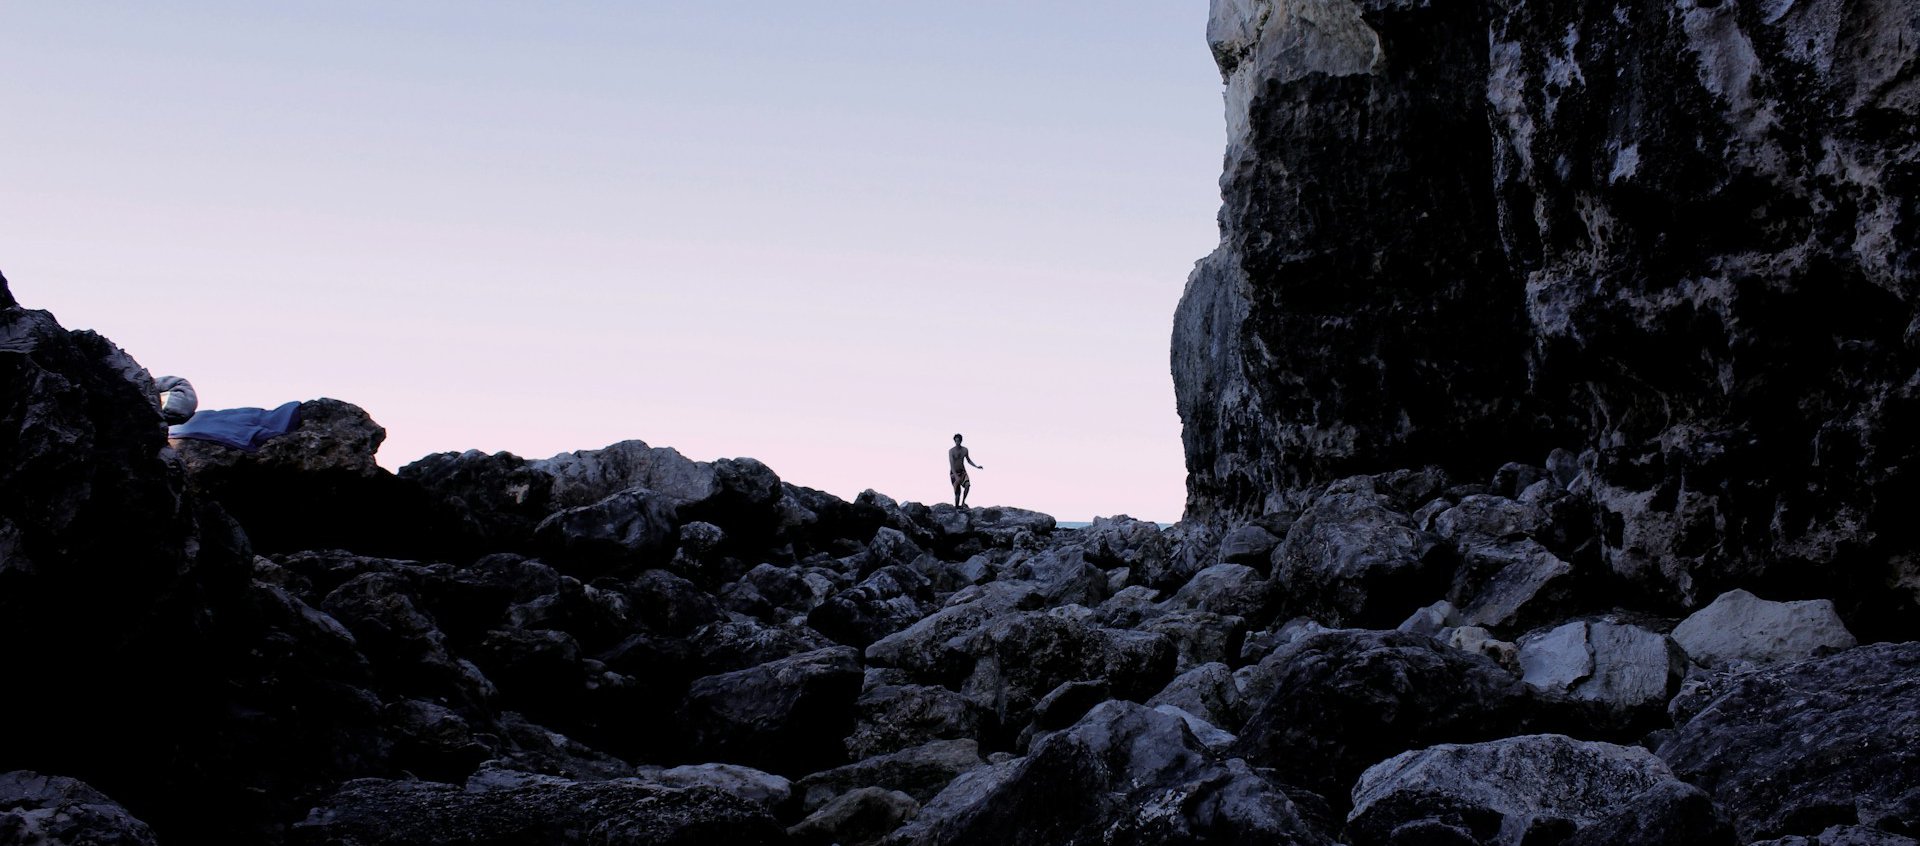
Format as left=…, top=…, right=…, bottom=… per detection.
left=889, top=701, right=1333, bottom=846
left=1271, top=478, right=1447, bottom=626
left=532, top=487, right=680, bottom=572
left=680, top=646, right=865, bottom=776
left=1657, top=643, right=1920, bottom=841
left=400, top=449, right=556, bottom=551
left=1346, top=734, right=1731, bottom=846
left=846, top=685, right=989, bottom=760
left=793, top=739, right=985, bottom=813
left=1516, top=619, right=1685, bottom=720
left=1670, top=588, right=1857, bottom=667
left=956, top=609, right=1178, bottom=738
left=1232, top=629, right=1536, bottom=800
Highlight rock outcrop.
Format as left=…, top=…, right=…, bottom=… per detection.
left=1174, top=0, right=1920, bottom=625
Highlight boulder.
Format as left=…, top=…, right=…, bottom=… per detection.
left=680, top=646, right=864, bottom=776
left=789, top=787, right=919, bottom=846
left=0, top=771, right=158, bottom=846
left=1162, top=562, right=1271, bottom=620
left=399, top=448, right=556, bottom=549
left=887, top=701, right=1331, bottom=846
left=794, top=739, right=985, bottom=813
left=956, top=609, right=1177, bottom=735
left=1140, top=610, right=1248, bottom=671
left=294, top=776, right=787, bottom=845
left=1517, top=620, right=1684, bottom=718
left=845, top=685, right=989, bottom=760
left=1147, top=662, right=1246, bottom=734
left=1272, top=478, right=1446, bottom=626
left=1347, top=734, right=1724, bottom=846
left=1657, top=643, right=1920, bottom=841
left=646, top=763, right=792, bottom=812
left=532, top=487, right=680, bottom=571
left=1233, top=630, right=1535, bottom=800
left=1218, top=523, right=1281, bottom=568
left=1671, top=589, right=1857, bottom=668
left=864, top=581, right=1043, bottom=682
left=808, top=566, right=932, bottom=649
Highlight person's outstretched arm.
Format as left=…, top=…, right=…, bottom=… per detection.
left=967, top=453, right=984, bottom=469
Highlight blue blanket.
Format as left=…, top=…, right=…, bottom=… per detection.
left=168, top=401, right=303, bottom=451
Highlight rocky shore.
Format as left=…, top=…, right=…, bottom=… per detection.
left=3, top=266, right=1916, bottom=845
left=6, top=0, right=1920, bottom=840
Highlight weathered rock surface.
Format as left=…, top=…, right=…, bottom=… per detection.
left=1658, top=643, right=1920, bottom=841
left=1671, top=588, right=1857, bottom=667
left=889, top=701, right=1332, bottom=846
left=681, top=646, right=864, bottom=776
left=294, top=776, right=788, bottom=845
left=1233, top=630, right=1536, bottom=799
left=1347, top=734, right=1724, bottom=846
left=1516, top=619, right=1684, bottom=718
left=1176, top=0, right=1920, bottom=627
left=0, top=771, right=158, bottom=846
left=1272, top=477, right=1446, bottom=626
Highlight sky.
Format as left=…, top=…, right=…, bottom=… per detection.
left=0, top=2, right=1225, bottom=522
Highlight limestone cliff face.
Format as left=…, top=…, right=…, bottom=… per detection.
left=1174, top=0, right=1920, bottom=605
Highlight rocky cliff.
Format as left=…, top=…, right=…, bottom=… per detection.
left=1174, top=0, right=1920, bottom=617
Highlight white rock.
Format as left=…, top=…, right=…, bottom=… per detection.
left=1671, top=588, right=1856, bottom=667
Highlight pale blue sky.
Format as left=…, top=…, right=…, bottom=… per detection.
left=1, top=2, right=1224, bottom=521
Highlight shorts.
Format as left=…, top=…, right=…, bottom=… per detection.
left=951, top=469, right=970, bottom=487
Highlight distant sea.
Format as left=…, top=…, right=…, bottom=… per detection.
left=1056, top=521, right=1175, bottom=529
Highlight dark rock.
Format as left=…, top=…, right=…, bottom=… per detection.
left=532, top=487, right=680, bottom=573
left=400, top=449, right=556, bottom=550
left=1657, top=643, right=1920, bottom=841
left=688, top=620, right=837, bottom=675
left=1434, top=496, right=1580, bottom=631
left=1346, top=734, right=1717, bottom=846
left=0, top=771, right=158, bottom=846
left=681, top=646, right=864, bottom=776
left=1163, top=562, right=1271, bottom=620
left=889, top=701, right=1332, bottom=846
left=1148, top=662, right=1246, bottom=734
left=957, top=609, right=1177, bottom=739
left=1271, top=478, right=1447, bottom=627
left=294, top=776, right=787, bottom=845
left=1140, top=610, right=1249, bottom=671
left=846, top=685, right=989, bottom=760
left=1559, top=780, right=1738, bottom=846
left=789, top=787, right=918, bottom=846
left=794, top=739, right=984, bottom=814
left=1750, top=827, right=1920, bottom=846
left=1233, top=629, right=1535, bottom=801
left=865, top=582, right=1044, bottom=683
left=1219, top=523, right=1281, bottom=568
left=807, top=565, right=932, bottom=649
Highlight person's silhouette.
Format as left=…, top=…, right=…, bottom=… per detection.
left=948, top=433, right=984, bottom=508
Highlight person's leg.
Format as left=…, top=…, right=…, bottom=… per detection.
left=960, top=477, right=970, bottom=507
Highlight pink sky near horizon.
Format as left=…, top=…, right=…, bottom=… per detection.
left=1, top=2, right=1225, bottom=522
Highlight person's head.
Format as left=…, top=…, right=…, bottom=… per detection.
left=953, top=433, right=963, bottom=444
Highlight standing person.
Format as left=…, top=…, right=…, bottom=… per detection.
left=949, top=433, right=984, bottom=508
